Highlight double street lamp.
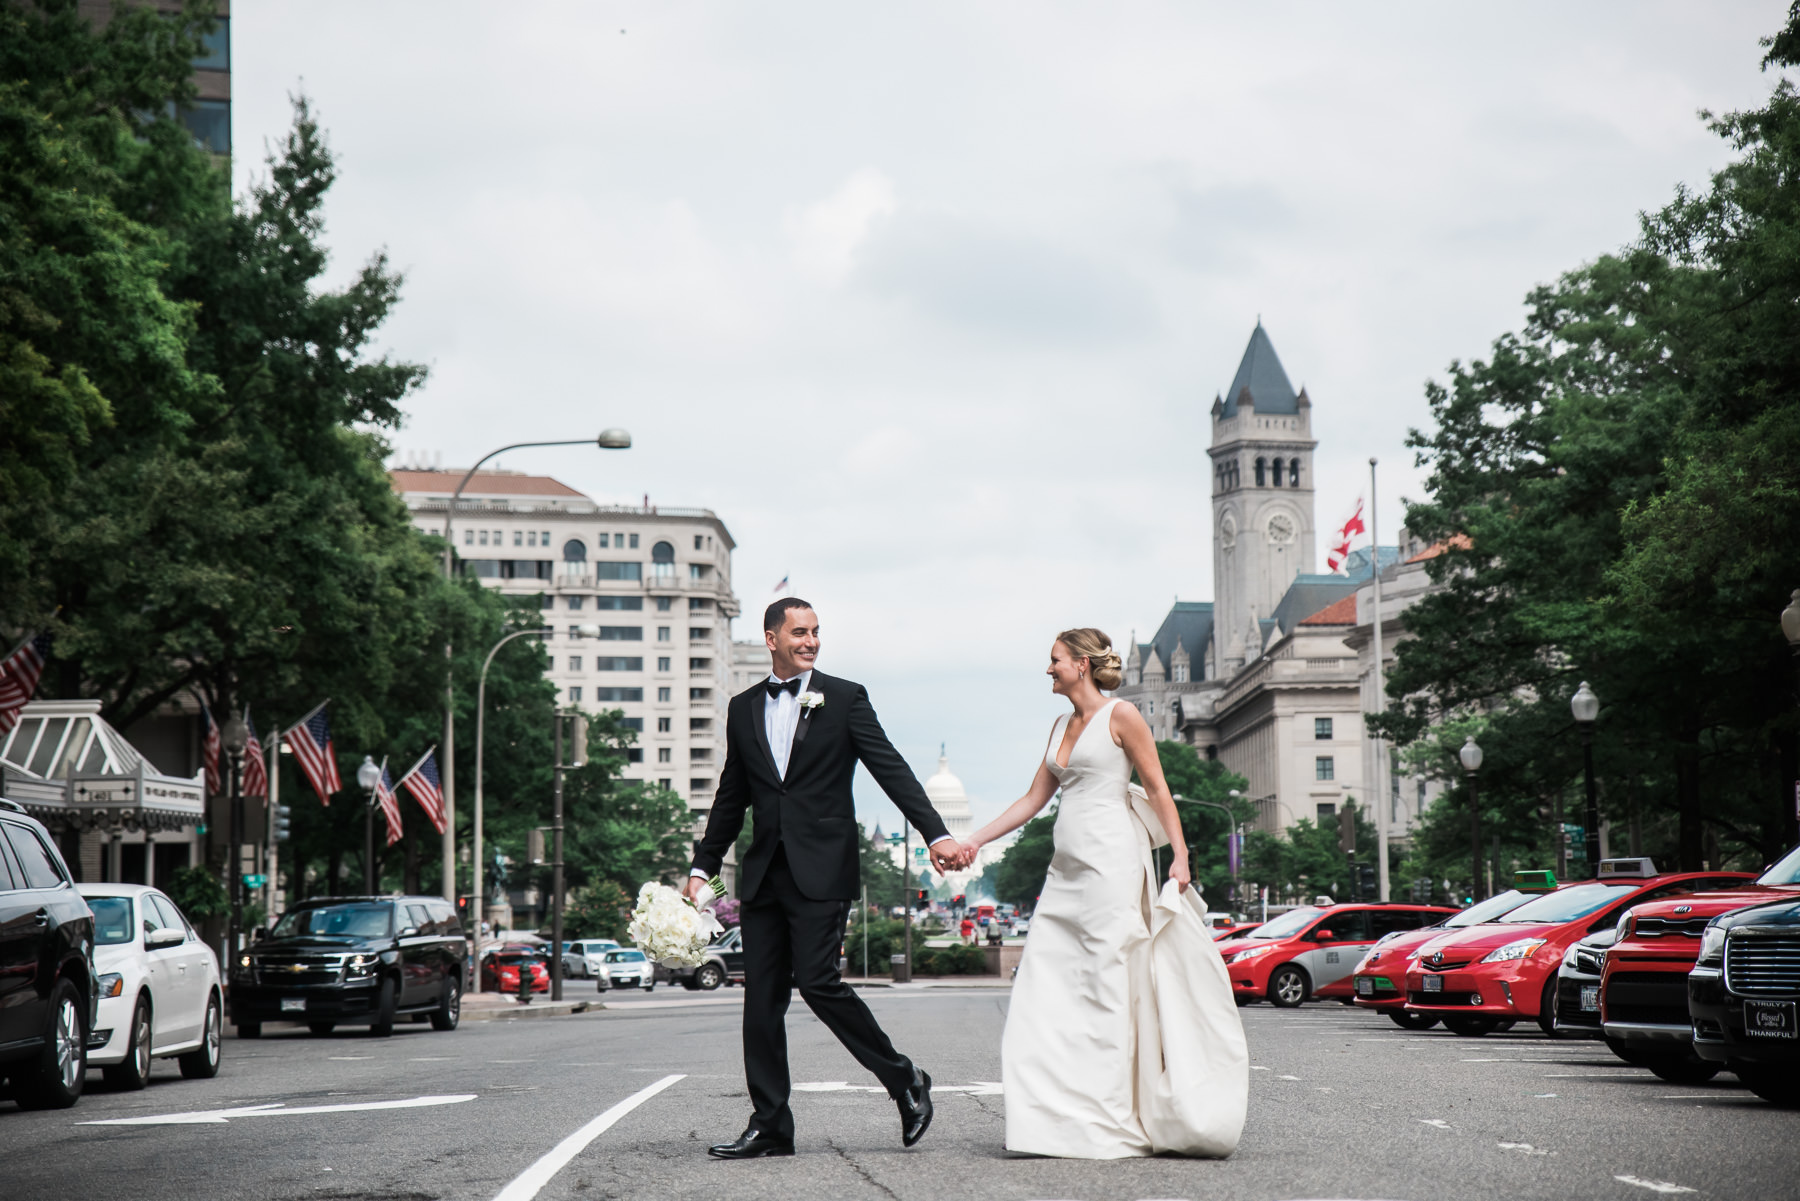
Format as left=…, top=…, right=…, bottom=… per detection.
left=1460, top=734, right=1484, bottom=902
left=1571, top=681, right=1601, bottom=871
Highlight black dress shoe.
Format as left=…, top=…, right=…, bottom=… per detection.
left=896, top=1067, right=933, bottom=1147
left=708, top=1128, right=795, bottom=1159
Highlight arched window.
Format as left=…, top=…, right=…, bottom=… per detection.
left=651, top=539, right=675, bottom=578
left=1271, top=458, right=1284, bottom=486
left=562, top=539, right=587, bottom=562
left=1254, top=457, right=1266, bottom=487
left=1289, top=458, right=1301, bottom=488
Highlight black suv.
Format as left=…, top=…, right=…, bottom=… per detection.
left=1689, top=889, right=1800, bottom=1105
left=230, top=895, right=463, bottom=1038
left=0, top=799, right=97, bottom=1109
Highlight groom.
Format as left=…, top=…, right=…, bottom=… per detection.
left=686, top=597, right=966, bottom=1158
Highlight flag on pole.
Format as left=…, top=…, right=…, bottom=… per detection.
left=284, top=701, right=343, bottom=806
left=397, top=746, right=447, bottom=834
left=242, top=708, right=269, bottom=797
left=199, top=701, right=223, bottom=795
left=1326, top=497, right=1367, bottom=574
left=0, top=632, right=52, bottom=735
left=373, top=758, right=404, bottom=846
left=772, top=574, right=789, bottom=594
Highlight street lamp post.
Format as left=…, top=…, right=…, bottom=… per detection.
left=437, top=431, right=632, bottom=909
left=1173, top=792, right=1242, bottom=911
left=1571, top=681, right=1601, bottom=872
left=549, top=709, right=588, bottom=1003
left=356, top=756, right=382, bottom=893
left=221, top=715, right=249, bottom=957
left=1460, top=735, right=1484, bottom=902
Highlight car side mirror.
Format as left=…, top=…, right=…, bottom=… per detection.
left=253, top=927, right=267, bottom=941
left=399, top=926, right=419, bottom=938
left=1315, top=929, right=1335, bottom=942
left=145, top=926, right=185, bottom=949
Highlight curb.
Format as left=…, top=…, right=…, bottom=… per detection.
left=462, top=999, right=601, bottom=1021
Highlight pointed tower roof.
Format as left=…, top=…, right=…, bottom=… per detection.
left=1220, top=321, right=1299, bottom=417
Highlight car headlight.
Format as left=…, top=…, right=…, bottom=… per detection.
left=1614, top=911, right=1634, bottom=942
left=232, top=955, right=254, bottom=978
left=1481, top=938, right=1546, bottom=963
left=1697, top=925, right=1727, bottom=965
left=98, top=972, right=124, bottom=998
left=345, top=953, right=377, bottom=978
left=1227, top=945, right=1275, bottom=965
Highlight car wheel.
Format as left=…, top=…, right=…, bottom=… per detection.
left=235, top=1021, right=262, bottom=1039
left=1736, top=1064, right=1800, bottom=1105
left=1268, top=965, right=1309, bottom=1008
left=16, top=978, right=86, bottom=1110
left=431, top=977, right=461, bottom=1031
left=1605, top=1037, right=1651, bottom=1066
left=1645, top=1055, right=1721, bottom=1086
left=369, top=977, right=398, bottom=1038
left=1388, top=1011, right=1441, bottom=1031
left=643, top=981, right=655, bottom=991
left=103, top=996, right=154, bottom=1091
left=179, top=995, right=222, bottom=1079
left=1441, top=1015, right=1501, bottom=1037
left=308, top=1022, right=337, bottom=1035
left=1536, top=979, right=1559, bottom=1037
left=695, top=963, right=725, bottom=992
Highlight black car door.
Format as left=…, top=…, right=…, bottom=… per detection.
left=0, top=829, right=35, bottom=1050
left=0, top=820, right=81, bottom=1048
left=399, top=903, right=438, bottom=1007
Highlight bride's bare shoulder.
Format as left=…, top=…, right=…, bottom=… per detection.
left=1107, top=697, right=1147, bottom=743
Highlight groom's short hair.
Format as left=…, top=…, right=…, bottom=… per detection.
left=764, top=596, right=815, bottom=632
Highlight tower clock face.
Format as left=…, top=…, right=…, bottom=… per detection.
left=1220, top=514, right=1237, bottom=548
left=1266, top=514, right=1296, bottom=544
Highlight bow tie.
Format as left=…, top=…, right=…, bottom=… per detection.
left=765, top=678, right=802, bottom=699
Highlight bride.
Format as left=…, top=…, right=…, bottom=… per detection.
left=952, top=627, right=1247, bottom=1159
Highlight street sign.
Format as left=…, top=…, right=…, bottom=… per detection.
left=241, top=873, right=267, bottom=890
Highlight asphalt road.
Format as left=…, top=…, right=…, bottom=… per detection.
left=4, top=984, right=1791, bottom=1201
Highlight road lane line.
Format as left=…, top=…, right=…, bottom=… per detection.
left=492, top=1074, right=685, bottom=1201
left=1614, top=1175, right=1697, bottom=1194
left=82, top=1094, right=477, bottom=1126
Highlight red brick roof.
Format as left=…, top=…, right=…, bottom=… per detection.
left=388, top=470, right=588, bottom=499
left=1405, top=533, right=1472, bottom=563
left=1298, top=594, right=1358, bottom=625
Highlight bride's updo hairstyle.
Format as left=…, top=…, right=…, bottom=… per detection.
left=1056, top=627, right=1124, bottom=690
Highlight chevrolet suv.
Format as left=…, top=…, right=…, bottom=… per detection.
left=230, top=895, right=464, bottom=1038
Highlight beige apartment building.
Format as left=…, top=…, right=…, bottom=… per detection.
left=390, top=468, right=742, bottom=823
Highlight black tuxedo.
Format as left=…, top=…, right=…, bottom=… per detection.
left=691, top=668, right=950, bottom=1140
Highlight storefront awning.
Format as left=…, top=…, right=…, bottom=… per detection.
left=0, top=700, right=204, bottom=832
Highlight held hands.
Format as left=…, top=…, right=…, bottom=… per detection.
left=929, top=840, right=979, bottom=873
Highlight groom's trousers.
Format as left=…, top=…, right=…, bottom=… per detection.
left=741, top=844, right=914, bottom=1140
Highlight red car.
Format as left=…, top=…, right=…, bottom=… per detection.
left=1350, top=888, right=1543, bottom=1029
left=481, top=946, right=550, bottom=994
left=1224, top=902, right=1457, bottom=1007
left=1212, top=921, right=1263, bottom=942
left=1404, top=860, right=1753, bottom=1036
left=1600, top=844, right=1800, bottom=1082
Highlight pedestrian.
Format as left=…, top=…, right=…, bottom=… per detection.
left=960, top=916, right=974, bottom=943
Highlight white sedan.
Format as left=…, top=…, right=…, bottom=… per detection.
left=78, top=884, right=223, bottom=1088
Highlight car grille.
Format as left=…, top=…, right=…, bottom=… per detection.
left=1556, top=977, right=1601, bottom=1029
left=1407, top=990, right=1481, bottom=1006
left=1419, top=956, right=1475, bottom=972
left=252, top=954, right=344, bottom=986
left=1603, top=971, right=1689, bottom=1025
left=1632, top=916, right=1710, bottom=939
left=1572, top=947, right=1607, bottom=975
left=1725, top=934, right=1800, bottom=997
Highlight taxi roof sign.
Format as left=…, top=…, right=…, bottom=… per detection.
left=1597, top=857, right=1658, bottom=879
left=1513, top=870, right=1557, bottom=892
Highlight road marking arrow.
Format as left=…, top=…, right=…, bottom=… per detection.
left=81, top=1093, right=477, bottom=1126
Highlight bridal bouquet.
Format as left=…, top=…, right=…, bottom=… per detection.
left=628, top=878, right=726, bottom=968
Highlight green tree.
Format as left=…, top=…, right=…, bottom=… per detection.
left=564, top=880, right=632, bottom=942
left=859, top=823, right=908, bottom=909
left=1149, top=741, right=1253, bottom=906
left=995, top=807, right=1056, bottom=911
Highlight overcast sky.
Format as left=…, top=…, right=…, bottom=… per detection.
left=236, top=2, right=1790, bottom=838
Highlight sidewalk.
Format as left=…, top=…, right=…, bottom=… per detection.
left=462, top=991, right=600, bottom=1021
left=843, top=975, right=1013, bottom=990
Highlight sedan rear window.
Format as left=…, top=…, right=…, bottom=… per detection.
left=1498, top=883, right=1636, bottom=923
left=89, top=896, right=135, bottom=945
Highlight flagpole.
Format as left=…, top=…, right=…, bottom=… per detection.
left=1370, top=457, right=1390, bottom=902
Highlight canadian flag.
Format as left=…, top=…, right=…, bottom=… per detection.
left=1326, top=497, right=1367, bottom=573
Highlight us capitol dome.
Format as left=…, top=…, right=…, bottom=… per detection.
left=923, top=744, right=973, bottom=840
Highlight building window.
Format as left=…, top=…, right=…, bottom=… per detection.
left=651, top=540, right=676, bottom=579
left=512, top=531, right=521, bottom=546
left=193, top=17, right=229, bottom=69
left=527, top=530, right=538, bottom=547
left=599, top=533, right=609, bottom=548
left=595, top=562, right=642, bottom=580
left=659, top=778, right=673, bottom=790
left=595, top=657, right=644, bottom=671
left=626, top=748, right=643, bottom=763
left=463, top=530, right=473, bottom=545
left=690, top=717, right=712, bottom=732
left=1316, top=802, right=1336, bottom=821
left=562, top=539, right=587, bottom=563
left=689, top=564, right=712, bottom=580
left=1254, top=457, right=1266, bottom=487
left=592, top=687, right=644, bottom=702
left=568, top=595, right=583, bottom=610
left=657, top=747, right=672, bottom=764
left=690, top=747, right=712, bottom=761
left=690, top=688, right=711, bottom=701
left=540, top=530, right=550, bottom=545
left=598, top=626, right=642, bottom=640
left=619, top=718, right=643, bottom=731
left=657, top=626, right=671, bottom=641
left=479, top=530, right=489, bottom=546
left=178, top=98, right=231, bottom=153
left=689, top=658, right=711, bottom=670
left=1315, top=756, right=1335, bottom=781
left=655, top=597, right=673, bottom=612
left=1289, top=458, right=1301, bottom=488
left=1271, top=458, right=1284, bottom=486
left=1146, top=701, right=1155, bottom=715
left=688, top=628, right=711, bottom=640
left=1172, top=664, right=1187, bottom=683
left=689, top=597, right=713, bottom=611
left=657, top=717, right=672, bottom=733
left=568, top=656, right=582, bottom=672
left=690, top=778, right=712, bottom=792
left=657, top=687, right=672, bottom=702
left=629, top=534, right=639, bottom=548
left=567, top=686, right=583, bottom=703
left=694, top=535, right=704, bottom=551
left=657, top=657, right=671, bottom=672
left=594, top=596, right=644, bottom=610
left=1314, top=717, right=1332, bottom=740
left=539, top=593, right=554, bottom=610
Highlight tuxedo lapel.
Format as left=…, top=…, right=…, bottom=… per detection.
left=782, top=671, right=827, bottom=782
left=747, top=687, right=781, bottom=782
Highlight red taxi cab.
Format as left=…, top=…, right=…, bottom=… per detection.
left=1404, top=859, right=1753, bottom=1036
left=1600, top=842, right=1800, bottom=1081
left=1350, top=888, right=1541, bottom=1029
left=1225, top=901, right=1456, bottom=1008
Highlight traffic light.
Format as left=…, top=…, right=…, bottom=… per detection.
left=1357, top=864, right=1376, bottom=896
left=916, top=889, right=928, bottom=904
left=271, top=803, right=291, bottom=843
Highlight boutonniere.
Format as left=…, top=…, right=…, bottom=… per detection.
left=797, top=691, right=825, bottom=711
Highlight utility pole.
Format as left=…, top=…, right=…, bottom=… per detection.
left=1370, top=457, right=1390, bottom=901
left=549, top=711, right=585, bottom=1003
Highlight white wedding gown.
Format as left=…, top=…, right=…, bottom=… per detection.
left=1002, top=699, right=1248, bottom=1158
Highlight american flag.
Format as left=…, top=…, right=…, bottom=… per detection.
left=199, top=702, right=223, bottom=795
left=1326, top=497, right=1367, bottom=574
left=397, top=746, right=446, bottom=834
left=0, top=632, right=51, bottom=735
left=373, top=758, right=404, bottom=846
left=772, top=574, right=789, bottom=594
left=284, top=701, right=342, bottom=806
left=242, top=709, right=269, bottom=797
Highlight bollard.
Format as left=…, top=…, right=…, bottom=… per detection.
left=890, top=952, right=911, bottom=984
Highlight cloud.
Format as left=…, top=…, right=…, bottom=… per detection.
left=1166, top=181, right=1295, bottom=274
left=786, top=168, right=898, bottom=283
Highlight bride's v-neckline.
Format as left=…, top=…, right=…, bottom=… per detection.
left=1052, top=700, right=1117, bottom=770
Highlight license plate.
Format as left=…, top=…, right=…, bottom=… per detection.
left=1580, top=985, right=1600, bottom=1012
left=281, top=998, right=306, bottom=1013
left=1744, top=999, right=1798, bottom=1040
left=1355, top=977, right=1373, bottom=997
left=1423, top=975, right=1443, bottom=993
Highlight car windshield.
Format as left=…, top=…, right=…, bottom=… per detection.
left=272, top=903, right=393, bottom=939
left=1446, top=890, right=1529, bottom=928
left=89, top=896, right=135, bottom=945
left=496, top=954, right=539, bottom=966
left=1246, top=907, right=1322, bottom=939
left=606, top=950, right=647, bottom=962
left=1757, top=844, right=1800, bottom=886
left=1497, top=883, right=1636, bottom=923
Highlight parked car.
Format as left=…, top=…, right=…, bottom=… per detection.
left=655, top=927, right=746, bottom=991
left=0, top=799, right=97, bottom=1110
left=601, top=947, right=654, bottom=990
left=78, top=883, right=222, bottom=1088
left=1010, top=917, right=1031, bottom=936
left=1403, top=860, right=1753, bottom=1036
left=482, top=946, right=550, bottom=994
left=561, top=939, right=620, bottom=982
left=1688, top=846, right=1800, bottom=1105
left=230, top=894, right=464, bottom=1038
left=1223, top=902, right=1458, bottom=1007
left=1550, top=927, right=1618, bottom=1042
left=1352, top=888, right=1541, bottom=1029
left=1213, top=921, right=1263, bottom=943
